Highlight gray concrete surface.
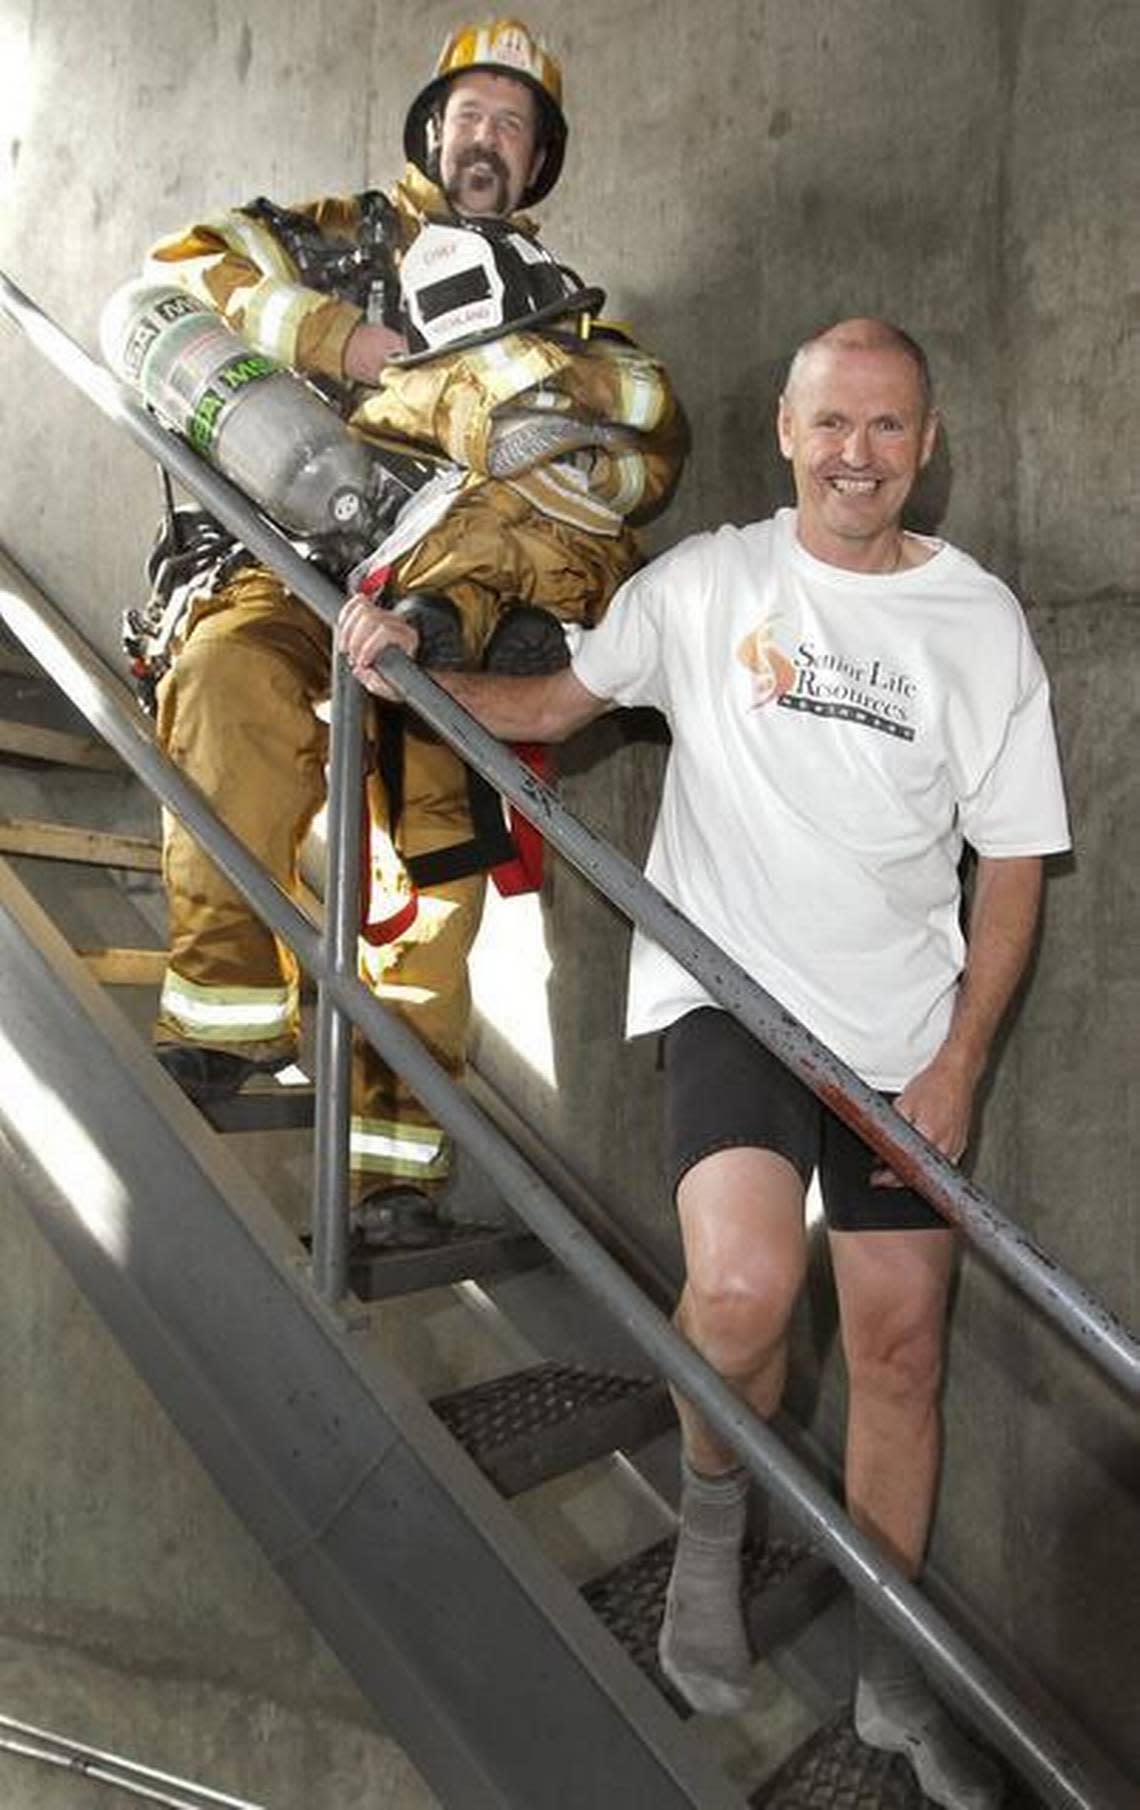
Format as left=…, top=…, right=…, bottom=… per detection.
left=0, top=0, right=1137, bottom=1796
left=0, top=1634, right=438, bottom=1810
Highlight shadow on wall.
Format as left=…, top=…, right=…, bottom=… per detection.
left=907, top=433, right=954, bottom=538
left=1047, top=1380, right=1140, bottom=1777
left=940, top=1254, right=1140, bottom=1781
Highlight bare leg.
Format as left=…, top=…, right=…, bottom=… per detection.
left=659, top=1149, right=807, bottom=1712
left=673, top=1147, right=808, bottom=1467
left=831, top=1228, right=1002, bottom=1809
left=830, top=1226, right=956, bottom=1571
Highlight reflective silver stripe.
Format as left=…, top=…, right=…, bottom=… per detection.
left=618, top=361, right=665, bottom=431
left=244, top=279, right=324, bottom=364
left=349, top=1119, right=449, bottom=1177
left=160, top=973, right=296, bottom=1036
left=466, top=333, right=564, bottom=401
left=507, top=465, right=623, bottom=535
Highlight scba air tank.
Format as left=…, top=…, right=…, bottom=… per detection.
left=99, top=280, right=401, bottom=555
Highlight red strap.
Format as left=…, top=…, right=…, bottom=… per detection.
left=361, top=889, right=419, bottom=946
left=491, top=743, right=553, bottom=898
left=356, top=562, right=392, bottom=599
left=359, top=789, right=419, bottom=945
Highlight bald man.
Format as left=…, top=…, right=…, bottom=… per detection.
left=339, top=320, right=1071, bottom=1808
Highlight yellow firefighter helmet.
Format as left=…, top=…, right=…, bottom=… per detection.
left=404, top=17, right=568, bottom=207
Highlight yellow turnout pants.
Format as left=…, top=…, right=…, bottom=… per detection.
left=154, top=566, right=483, bottom=1195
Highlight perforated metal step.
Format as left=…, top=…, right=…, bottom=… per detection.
left=432, top=1363, right=675, bottom=1494
left=582, top=1533, right=835, bottom=1713
left=750, top=1715, right=927, bottom=1809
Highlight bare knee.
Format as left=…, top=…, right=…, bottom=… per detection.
left=673, top=1148, right=807, bottom=1425
left=679, top=1249, right=805, bottom=1380
left=831, top=1229, right=955, bottom=1421
left=846, top=1316, right=945, bottom=1415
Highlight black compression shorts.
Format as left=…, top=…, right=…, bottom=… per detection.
left=662, top=1007, right=949, bottom=1233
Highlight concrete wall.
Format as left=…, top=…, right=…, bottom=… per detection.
left=0, top=0, right=1136, bottom=1787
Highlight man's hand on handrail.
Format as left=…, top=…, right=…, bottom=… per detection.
left=338, top=594, right=419, bottom=700
left=336, top=592, right=609, bottom=744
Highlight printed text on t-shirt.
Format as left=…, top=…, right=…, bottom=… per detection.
left=736, top=619, right=918, bottom=741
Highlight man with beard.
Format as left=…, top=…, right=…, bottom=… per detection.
left=140, top=17, right=686, bottom=1245
left=339, top=318, right=1071, bottom=1808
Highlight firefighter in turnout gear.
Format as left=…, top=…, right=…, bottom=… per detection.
left=137, top=16, right=688, bottom=1246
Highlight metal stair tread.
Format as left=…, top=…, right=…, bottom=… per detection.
left=432, top=1362, right=675, bottom=1494
left=747, top=1709, right=1044, bottom=1810
left=347, top=1220, right=548, bottom=1300
left=750, top=1714, right=929, bottom=1808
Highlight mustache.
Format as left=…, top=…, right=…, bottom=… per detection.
left=455, top=144, right=510, bottom=183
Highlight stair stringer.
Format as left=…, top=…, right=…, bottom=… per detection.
left=0, top=855, right=746, bottom=1810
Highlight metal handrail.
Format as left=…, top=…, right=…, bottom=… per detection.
left=309, top=653, right=365, bottom=1300
left=0, top=1712, right=267, bottom=1810
left=2, top=270, right=1133, bottom=1398
left=0, top=270, right=1133, bottom=1809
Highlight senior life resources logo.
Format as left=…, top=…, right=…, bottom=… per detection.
left=736, top=613, right=918, bottom=742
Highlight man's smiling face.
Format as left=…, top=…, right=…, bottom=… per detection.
left=777, top=332, right=938, bottom=569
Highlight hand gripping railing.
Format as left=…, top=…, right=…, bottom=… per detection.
left=1, top=270, right=1135, bottom=1810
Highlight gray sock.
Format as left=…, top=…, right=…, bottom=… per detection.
left=657, top=1459, right=751, bottom=1714
left=855, top=1603, right=1003, bottom=1810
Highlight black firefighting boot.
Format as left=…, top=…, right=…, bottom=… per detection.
left=483, top=605, right=570, bottom=676
left=349, top=1185, right=450, bottom=1250
left=156, top=1045, right=292, bottom=1105
left=391, top=592, right=467, bottom=671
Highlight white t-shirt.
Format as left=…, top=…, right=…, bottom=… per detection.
left=571, top=508, right=1071, bottom=1088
